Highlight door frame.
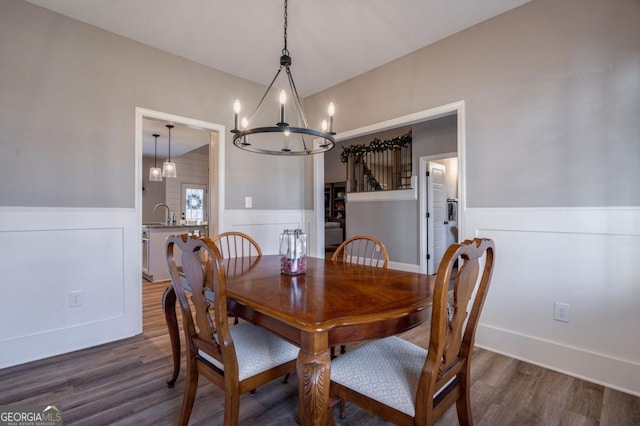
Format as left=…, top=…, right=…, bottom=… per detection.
left=420, top=154, right=457, bottom=274
left=313, top=100, right=466, bottom=267
left=135, top=107, right=225, bottom=257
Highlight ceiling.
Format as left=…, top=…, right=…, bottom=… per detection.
left=143, top=118, right=209, bottom=159
left=25, top=0, right=529, bottom=156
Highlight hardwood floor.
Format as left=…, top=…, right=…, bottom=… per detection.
left=1, top=281, right=638, bottom=425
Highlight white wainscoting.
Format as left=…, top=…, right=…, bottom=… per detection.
left=223, top=210, right=318, bottom=257
left=382, top=260, right=420, bottom=273
left=0, top=207, right=141, bottom=369
left=466, top=207, right=640, bottom=396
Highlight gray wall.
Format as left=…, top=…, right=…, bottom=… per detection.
left=347, top=200, right=417, bottom=263
left=0, top=0, right=307, bottom=210
left=306, top=0, right=640, bottom=210
left=412, top=116, right=457, bottom=164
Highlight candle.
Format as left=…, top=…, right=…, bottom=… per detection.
left=279, top=90, right=287, bottom=124
left=283, top=129, right=290, bottom=151
left=328, top=102, right=335, bottom=133
left=241, top=117, right=249, bottom=145
left=233, top=99, right=241, bottom=131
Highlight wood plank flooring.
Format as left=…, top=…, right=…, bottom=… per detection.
left=0, top=281, right=638, bottom=425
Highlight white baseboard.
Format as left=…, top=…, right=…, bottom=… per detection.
left=388, top=261, right=420, bottom=273
left=476, top=324, right=640, bottom=397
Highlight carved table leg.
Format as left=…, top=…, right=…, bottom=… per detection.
left=162, top=284, right=180, bottom=387
left=297, top=349, right=331, bottom=426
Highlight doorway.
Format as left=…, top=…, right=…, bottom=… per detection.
left=135, top=107, right=225, bottom=235
left=313, top=101, right=466, bottom=269
left=420, top=155, right=459, bottom=274
left=135, top=108, right=225, bottom=314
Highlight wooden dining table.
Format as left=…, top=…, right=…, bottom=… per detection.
left=163, top=255, right=436, bottom=426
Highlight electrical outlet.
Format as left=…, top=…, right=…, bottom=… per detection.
left=554, top=301, right=570, bottom=323
left=245, top=196, right=252, bottom=208
left=69, top=290, right=83, bottom=307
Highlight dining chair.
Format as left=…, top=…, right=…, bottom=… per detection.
left=330, top=234, right=389, bottom=356
left=212, top=231, right=262, bottom=259
left=211, top=231, right=262, bottom=325
left=166, top=234, right=299, bottom=425
left=328, top=238, right=495, bottom=425
left=331, top=234, right=389, bottom=268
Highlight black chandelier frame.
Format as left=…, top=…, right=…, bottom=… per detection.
left=231, top=0, right=336, bottom=156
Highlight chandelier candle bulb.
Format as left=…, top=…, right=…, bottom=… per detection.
left=241, top=117, right=249, bottom=145
left=279, top=90, right=287, bottom=125
left=328, top=102, right=335, bottom=133
left=233, top=100, right=241, bottom=131
left=283, top=130, right=291, bottom=152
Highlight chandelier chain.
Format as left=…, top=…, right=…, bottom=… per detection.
left=282, top=0, right=289, bottom=56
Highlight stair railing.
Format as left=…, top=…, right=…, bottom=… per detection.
left=341, top=131, right=412, bottom=193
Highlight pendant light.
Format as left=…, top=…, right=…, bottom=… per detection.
left=149, top=133, right=163, bottom=182
left=162, top=124, right=177, bottom=178
left=231, top=0, right=336, bottom=155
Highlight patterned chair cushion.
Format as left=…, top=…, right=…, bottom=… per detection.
left=330, top=336, right=429, bottom=417
left=198, top=322, right=299, bottom=381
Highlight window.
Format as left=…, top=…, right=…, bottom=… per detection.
left=182, top=184, right=207, bottom=223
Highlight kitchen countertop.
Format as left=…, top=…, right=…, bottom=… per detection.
left=143, top=223, right=208, bottom=229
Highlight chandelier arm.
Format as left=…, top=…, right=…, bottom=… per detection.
left=298, top=133, right=310, bottom=152
left=285, top=67, right=310, bottom=129
left=249, top=67, right=285, bottom=124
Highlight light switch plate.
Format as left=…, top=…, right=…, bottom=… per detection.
left=245, top=196, right=252, bottom=208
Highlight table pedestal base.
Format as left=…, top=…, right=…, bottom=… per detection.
left=297, top=349, right=331, bottom=426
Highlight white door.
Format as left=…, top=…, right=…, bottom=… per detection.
left=181, top=183, right=208, bottom=225
left=427, top=162, right=447, bottom=274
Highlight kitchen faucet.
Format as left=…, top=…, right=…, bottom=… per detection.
left=154, top=203, right=172, bottom=225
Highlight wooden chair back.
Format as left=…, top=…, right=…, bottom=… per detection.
left=331, top=235, right=389, bottom=268
left=211, top=231, right=262, bottom=259
left=418, top=237, right=495, bottom=423
left=166, top=234, right=235, bottom=385
left=166, top=234, right=296, bottom=425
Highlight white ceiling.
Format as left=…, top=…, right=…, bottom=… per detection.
left=143, top=118, right=209, bottom=159
left=25, top=0, right=529, bottom=155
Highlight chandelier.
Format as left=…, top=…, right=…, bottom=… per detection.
left=231, top=0, right=336, bottom=155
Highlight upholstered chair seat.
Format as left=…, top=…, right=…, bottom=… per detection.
left=331, top=336, right=426, bottom=417
left=198, top=322, right=299, bottom=381
left=331, top=336, right=453, bottom=417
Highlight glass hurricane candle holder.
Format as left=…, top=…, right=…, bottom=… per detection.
left=279, top=229, right=307, bottom=275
